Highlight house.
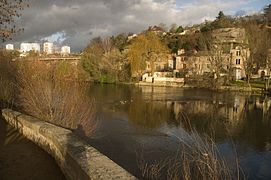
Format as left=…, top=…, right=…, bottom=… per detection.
left=174, top=45, right=249, bottom=80
left=175, top=51, right=211, bottom=77
left=144, top=54, right=170, bottom=73
left=230, top=46, right=249, bottom=80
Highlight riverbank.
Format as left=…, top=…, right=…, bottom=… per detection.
left=136, top=81, right=267, bottom=95
left=0, top=116, right=65, bottom=180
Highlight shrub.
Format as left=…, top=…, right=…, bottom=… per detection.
left=17, top=61, right=97, bottom=137
left=0, top=50, right=19, bottom=108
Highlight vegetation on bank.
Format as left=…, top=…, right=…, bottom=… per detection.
left=0, top=50, right=97, bottom=137
left=80, top=6, right=271, bottom=92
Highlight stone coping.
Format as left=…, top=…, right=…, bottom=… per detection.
left=1, top=109, right=136, bottom=180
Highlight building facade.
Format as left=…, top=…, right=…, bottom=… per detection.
left=6, top=44, right=14, bottom=50
left=43, top=42, right=54, bottom=54
left=61, top=46, right=71, bottom=55
left=20, top=43, right=40, bottom=53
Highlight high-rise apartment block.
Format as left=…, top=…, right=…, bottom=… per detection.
left=43, top=42, right=54, bottom=54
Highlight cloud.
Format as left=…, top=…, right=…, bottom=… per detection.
left=5, top=0, right=267, bottom=51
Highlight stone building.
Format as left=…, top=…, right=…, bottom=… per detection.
left=172, top=28, right=250, bottom=80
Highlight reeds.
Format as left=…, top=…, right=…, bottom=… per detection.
left=138, top=129, right=242, bottom=180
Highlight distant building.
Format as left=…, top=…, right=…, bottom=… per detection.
left=43, top=42, right=54, bottom=54
left=20, top=43, right=40, bottom=53
left=61, top=46, right=71, bottom=55
left=53, top=45, right=61, bottom=54
left=6, top=44, right=14, bottom=50
left=31, top=43, right=41, bottom=52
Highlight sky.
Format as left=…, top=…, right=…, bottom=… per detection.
left=4, top=0, right=270, bottom=52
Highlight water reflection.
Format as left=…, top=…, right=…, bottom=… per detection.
left=88, top=84, right=271, bottom=179
left=89, top=84, right=271, bottom=146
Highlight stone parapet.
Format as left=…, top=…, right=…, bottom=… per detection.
left=1, top=109, right=136, bottom=180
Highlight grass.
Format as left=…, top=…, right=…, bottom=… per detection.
left=229, top=80, right=266, bottom=89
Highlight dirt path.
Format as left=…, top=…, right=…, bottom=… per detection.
left=0, top=117, right=65, bottom=180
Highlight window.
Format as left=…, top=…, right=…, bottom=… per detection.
left=236, top=59, right=241, bottom=65
left=183, top=64, right=186, bottom=69
left=236, top=50, right=241, bottom=56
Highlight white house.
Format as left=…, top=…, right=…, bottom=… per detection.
left=6, top=44, right=14, bottom=50
left=43, top=42, right=54, bottom=54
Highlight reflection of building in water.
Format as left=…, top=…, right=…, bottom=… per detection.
left=167, top=97, right=247, bottom=126
left=219, top=95, right=246, bottom=125
left=255, top=97, right=271, bottom=121
left=166, top=101, right=184, bottom=120
left=255, top=97, right=271, bottom=110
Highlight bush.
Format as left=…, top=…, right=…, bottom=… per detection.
left=16, top=61, right=97, bottom=137
left=0, top=50, right=19, bottom=108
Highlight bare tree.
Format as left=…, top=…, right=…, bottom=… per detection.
left=0, top=0, right=29, bottom=41
left=202, top=33, right=228, bottom=87
left=243, top=20, right=271, bottom=89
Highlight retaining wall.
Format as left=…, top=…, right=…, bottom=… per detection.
left=1, top=109, right=136, bottom=180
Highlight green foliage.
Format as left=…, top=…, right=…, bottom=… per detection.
left=200, top=12, right=234, bottom=32
left=176, top=32, right=211, bottom=52
left=81, top=52, right=102, bottom=79
left=111, top=33, right=129, bottom=52
left=81, top=36, right=130, bottom=83
left=55, top=61, right=76, bottom=79
left=200, top=21, right=214, bottom=32
left=127, top=32, right=169, bottom=77
left=176, top=26, right=184, bottom=33
left=212, top=11, right=234, bottom=29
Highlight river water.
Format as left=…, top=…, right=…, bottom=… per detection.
left=84, top=84, right=271, bottom=179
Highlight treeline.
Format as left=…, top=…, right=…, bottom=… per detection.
left=81, top=5, right=271, bottom=83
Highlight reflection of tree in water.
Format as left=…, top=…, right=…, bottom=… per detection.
left=128, top=90, right=174, bottom=129
left=88, top=84, right=132, bottom=112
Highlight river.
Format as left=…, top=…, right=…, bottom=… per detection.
left=81, top=84, right=271, bottom=179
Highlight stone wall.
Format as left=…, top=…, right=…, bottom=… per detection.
left=1, top=109, right=136, bottom=180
